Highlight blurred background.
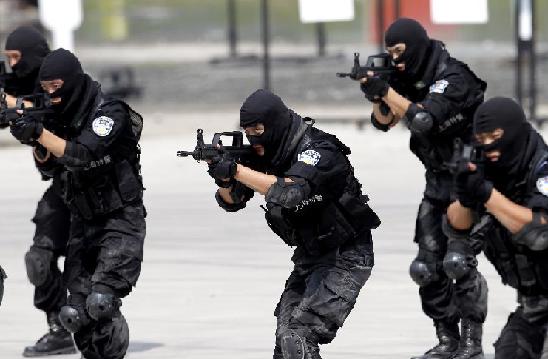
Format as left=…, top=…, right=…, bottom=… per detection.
left=0, top=0, right=546, bottom=125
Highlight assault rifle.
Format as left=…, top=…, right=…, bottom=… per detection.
left=0, top=93, right=54, bottom=127
left=336, top=53, right=395, bottom=81
left=177, top=129, right=254, bottom=162
left=446, top=138, right=485, bottom=175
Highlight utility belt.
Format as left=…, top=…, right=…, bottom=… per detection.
left=62, top=159, right=143, bottom=220
left=265, top=192, right=379, bottom=255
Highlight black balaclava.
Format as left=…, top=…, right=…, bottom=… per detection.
left=385, top=18, right=431, bottom=79
left=5, top=26, right=49, bottom=78
left=39, top=48, right=99, bottom=131
left=240, top=89, right=294, bottom=164
left=473, top=97, right=531, bottom=180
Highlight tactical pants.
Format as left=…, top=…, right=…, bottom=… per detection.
left=273, top=231, right=374, bottom=358
left=413, top=197, right=487, bottom=323
left=494, top=294, right=548, bottom=359
left=28, top=181, right=71, bottom=313
left=63, top=203, right=145, bottom=359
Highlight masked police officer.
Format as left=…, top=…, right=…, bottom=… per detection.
left=9, top=48, right=146, bottom=359
left=447, top=97, right=548, bottom=359
left=357, top=18, right=488, bottom=359
left=2, top=26, right=77, bottom=357
left=208, top=89, right=379, bottom=359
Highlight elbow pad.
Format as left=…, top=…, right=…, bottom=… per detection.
left=405, top=103, right=433, bottom=135
left=266, top=177, right=311, bottom=209
left=59, top=141, right=94, bottom=168
left=513, top=212, right=548, bottom=251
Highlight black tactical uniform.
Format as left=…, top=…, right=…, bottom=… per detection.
left=2, top=26, right=77, bottom=357
left=11, top=49, right=146, bottom=359
left=0, top=265, right=6, bottom=306
left=212, top=89, right=380, bottom=359
left=450, top=98, right=548, bottom=359
left=365, top=19, right=488, bottom=359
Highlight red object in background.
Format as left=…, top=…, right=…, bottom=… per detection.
left=369, top=0, right=457, bottom=45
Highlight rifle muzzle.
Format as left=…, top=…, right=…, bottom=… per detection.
left=176, top=150, right=194, bottom=157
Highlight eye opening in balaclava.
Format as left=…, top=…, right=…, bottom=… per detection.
left=384, top=18, right=430, bottom=78
left=473, top=97, right=530, bottom=171
left=4, top=25, right=50, bottom=78
left=240, top=89, right=292, bottom=163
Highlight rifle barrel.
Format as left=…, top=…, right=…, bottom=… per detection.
left=176, top=150, right=195, bottom=157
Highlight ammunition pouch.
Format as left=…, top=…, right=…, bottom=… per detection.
left=63, top=159, right=143, bottom=220
left=265, top=192, right=379, bottom=255
left=265, top=205, right=299, bottom=247
left=484, top=227, right=521, bottom=289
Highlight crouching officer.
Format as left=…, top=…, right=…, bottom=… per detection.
left=447, top=97, right=548, bottom=359
left=3, top=26, right=77, bottom=357
left=358, top=18, right=488, bottom=359
left=9, top=48, right=146, bottom=359
left=208, top=89, right=380, bottom=359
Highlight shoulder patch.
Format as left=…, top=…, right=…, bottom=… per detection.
left=536, top=176, right=548, bottom=197
left=429, top=80, right=449, bottom=94
left=92, top=116, right=114, bottom=137
left=297, top=149, right=321, bottom=166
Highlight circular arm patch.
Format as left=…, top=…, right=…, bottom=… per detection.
left=92, top=116, right=114, bottom=137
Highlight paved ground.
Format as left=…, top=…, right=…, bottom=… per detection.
left=0, top=120, right=530, bottom=358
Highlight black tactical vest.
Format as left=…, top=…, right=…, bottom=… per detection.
left=63, top=99, right=144, bottom=220
left=264, top=127, right=380, bottom=255
left=483, top=149, right=548, bottom=295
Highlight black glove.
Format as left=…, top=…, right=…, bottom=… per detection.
left=360, top=76, right=389, bottom=103
left=207, top=155, right=237, bottom=187
left=10, top=114, right=43, bottom=145
left=455, top=167, right=493, bottom=208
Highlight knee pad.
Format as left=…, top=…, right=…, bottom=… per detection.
left=24, top=247, right=53, bottom=286
left=280, top=329, right=306, bottom=359
left=86, top=292, right=122, bottom=321
left=266, top=178, right=311, bottom=209
left=409, top=259, right=438, bottom=287
left=59, top=305, right=90, bottom=333
left=443, top=251, right=477, bottom=280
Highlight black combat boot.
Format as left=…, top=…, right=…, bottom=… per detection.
left=23, top=312, right=77, bottom=357
left=451, top=319, right=483, bottom=359
left=411, top=319, right=460, bottom=359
